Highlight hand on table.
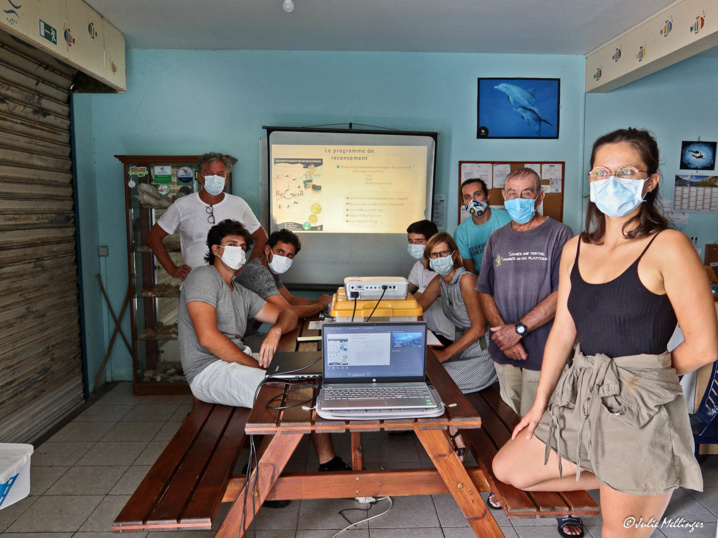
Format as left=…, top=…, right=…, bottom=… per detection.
left=318, top=294, right=333, bottom=307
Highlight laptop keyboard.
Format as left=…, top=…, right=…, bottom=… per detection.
left=324, top=386, right=431, bottom=401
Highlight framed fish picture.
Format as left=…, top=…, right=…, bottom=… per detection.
left=477, top=78, right=560, bottom=139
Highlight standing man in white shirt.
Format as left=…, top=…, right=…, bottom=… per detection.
left=148, top=152, right=268, bottom=281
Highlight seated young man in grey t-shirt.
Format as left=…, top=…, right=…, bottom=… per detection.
left=236, top=228, right=332, bottom=318
left=179, top=219, right=350, bottom=473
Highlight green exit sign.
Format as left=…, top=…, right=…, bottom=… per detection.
left=39, top=20, right=58, bottom=46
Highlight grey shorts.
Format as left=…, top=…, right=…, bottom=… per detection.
left=533, top=347, right=703, bottom=495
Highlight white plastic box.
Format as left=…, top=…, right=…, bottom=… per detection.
left=0, top=444, right=33, bottom=510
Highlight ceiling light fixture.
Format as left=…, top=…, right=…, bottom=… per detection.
left=282, top=0, right=294, bottom=13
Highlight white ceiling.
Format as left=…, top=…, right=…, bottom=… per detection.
left=85, top=0, right=683, bottom=55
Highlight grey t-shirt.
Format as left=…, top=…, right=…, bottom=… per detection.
left=235, top=258, right=284, bottom=299
left=476, top=217, right=572, bottom=371
left=178, top=265, right=266, bottom=383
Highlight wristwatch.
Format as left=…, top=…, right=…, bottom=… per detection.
left=514, top=321, right=528, bottom=336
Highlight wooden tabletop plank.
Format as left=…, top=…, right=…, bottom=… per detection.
left=148, top=405, right=234, bottom=525
left=246, top=381, right=285, bottom=433
left=424, top=351, right=480, bottom=425
left=278, top=386, right=316, bottom=432
left=113, top=401, right=212, bottom=529
left=182, top=407, right=251, bottom=525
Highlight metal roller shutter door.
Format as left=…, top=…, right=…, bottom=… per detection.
left=0, top=31, right=84, bottom=442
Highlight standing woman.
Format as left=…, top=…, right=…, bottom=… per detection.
left=417, top=232, right=497, bottom=394
left=492, top=128, right=718, bottom=537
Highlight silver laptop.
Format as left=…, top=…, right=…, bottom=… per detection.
left=316, top=321, right=440, bottom=412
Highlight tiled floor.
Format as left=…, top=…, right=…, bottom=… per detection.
left=1, top=382, right=716, bottom=538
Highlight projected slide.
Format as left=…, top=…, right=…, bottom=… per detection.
left=271, top=145, right=427, bottom=233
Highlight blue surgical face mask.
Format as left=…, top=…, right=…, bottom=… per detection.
left=589, top=176, right=647, bottom=218
left=429, top=255, right=454, bottom=276
left=203, top=174, right=225, bottom=196
left=504, top=197, right=538, bottom=224
left=407, top=243, right=425, bottom=260
left=466, top=199, right=488, bottom=217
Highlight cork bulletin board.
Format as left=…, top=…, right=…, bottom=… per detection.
left=458, top=161, right=565, bottom=224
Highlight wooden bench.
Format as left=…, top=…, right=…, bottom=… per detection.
left=462, top=388, right=601, bottom=519
left=113, top=398, right=251, bottom=532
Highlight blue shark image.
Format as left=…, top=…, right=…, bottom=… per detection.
left=478, top=78, right=559, bottom=138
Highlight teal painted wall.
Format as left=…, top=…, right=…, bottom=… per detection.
left=585, top=56, right=718, bottom=254
left=73, top=49, right=586, bottom=382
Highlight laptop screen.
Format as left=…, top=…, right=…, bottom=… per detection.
left=322, top=322, right=427, bottom=382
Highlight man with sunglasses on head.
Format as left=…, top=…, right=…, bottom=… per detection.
left=148, top=152, right=268, bottom=281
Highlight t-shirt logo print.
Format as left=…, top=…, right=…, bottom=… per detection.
left=495, top=254, right=503, bottom=267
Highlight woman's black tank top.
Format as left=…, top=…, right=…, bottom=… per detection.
left=567, top=232, right=677, bottom=358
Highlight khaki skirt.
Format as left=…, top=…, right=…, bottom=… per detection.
left=533, top=347, right=703, bottom=495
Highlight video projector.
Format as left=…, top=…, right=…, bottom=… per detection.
left=344, top=277, right=410, bottom=300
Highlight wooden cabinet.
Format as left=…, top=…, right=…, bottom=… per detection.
left=116, top=155, right=232, bottom=394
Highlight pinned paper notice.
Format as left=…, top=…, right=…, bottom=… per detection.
left=550, top=178, right=562, bottom=193
left=461, top=163, right=493, bottom=188
left=541, top=164, right=562, bottom=181
left=493, top=164, right=511, bottom=188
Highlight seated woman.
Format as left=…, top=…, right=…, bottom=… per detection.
left=417, top=232, right=497, bottom=394
left=492, top=128, right=718, bottom=538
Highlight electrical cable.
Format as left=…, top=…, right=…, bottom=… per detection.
left=351, top=296, right=358, bottom=322
left=265, top=383, right=318, bottom=410
left=332, top=496, right=394, bottom=537
left=365, top=286, right=387, bottom=322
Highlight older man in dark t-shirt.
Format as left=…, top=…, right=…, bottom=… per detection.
left=476, top=168, right=572, bottom=417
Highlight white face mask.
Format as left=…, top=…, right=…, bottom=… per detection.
left=203, top=174, right=225, bottom=196
left=407, top=243, right=425, bottom=260
left=217, top=245, right=245, bottom=270
left=429, top=255, right=454, bottom=276
left=267, top=252, right=293, bottom=275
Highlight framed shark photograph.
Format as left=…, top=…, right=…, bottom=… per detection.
left=477, top=78, right=560, bottom=139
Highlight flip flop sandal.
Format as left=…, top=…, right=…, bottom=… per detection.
left=448, top=430, right=466, bottom=461
left=557, top=516, right=584, bottom=538
left=486, top=492, right=502, bottom=510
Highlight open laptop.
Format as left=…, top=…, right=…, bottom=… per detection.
left=316, top=321, right=441, bottom=415
left=265, top=351, right=322, bottom=380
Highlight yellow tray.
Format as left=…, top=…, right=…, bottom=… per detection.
left=330, top=287, right=423, bottom=320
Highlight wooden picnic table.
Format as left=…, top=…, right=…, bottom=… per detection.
left=215, top=318, right=504, bottom=537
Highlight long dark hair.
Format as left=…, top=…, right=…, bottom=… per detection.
left=582, top=128, right=670, bottom=244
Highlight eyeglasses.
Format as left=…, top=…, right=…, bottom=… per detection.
left=206, top=205, right=215, bottom=224
left=429, top=249, right=453, bottom=259
left=588, top=166, right=648, bottom=181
